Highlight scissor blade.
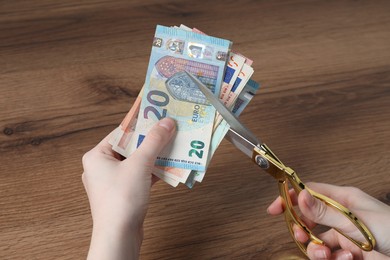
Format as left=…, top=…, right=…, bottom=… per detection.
left=185, top=71, right=262, bottom=147
left=225, top=128, right=257, bottom=158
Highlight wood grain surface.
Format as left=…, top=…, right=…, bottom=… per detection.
left=1, top=0, right=389, bottom=259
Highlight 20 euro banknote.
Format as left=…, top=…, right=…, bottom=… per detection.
left=125, top=25, right=231, bottom=171
left=188, top=79, right=260, bottom=187
left=151, top=79, right=260, bottom=187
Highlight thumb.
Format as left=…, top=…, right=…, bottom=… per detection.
left=129, top=117, right=176, bottom=167
left=298, top=189, right=350, bottom=232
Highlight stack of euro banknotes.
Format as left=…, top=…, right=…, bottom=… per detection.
left=109, top=24, right=260, bottom=188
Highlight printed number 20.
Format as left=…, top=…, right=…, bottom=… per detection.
left=144, top=90, right=169, bottom=120
left=189, top=140, right=204, bottom=159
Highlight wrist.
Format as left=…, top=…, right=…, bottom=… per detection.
left=88, top=217, right=143, bottom=260
left=91, top=199, right=146, bottom=241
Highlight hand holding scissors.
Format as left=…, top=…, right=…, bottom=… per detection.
left=185, top=71, right=376, bottom=257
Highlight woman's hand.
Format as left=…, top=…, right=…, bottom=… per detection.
left=82, top=118, right=176, bottom=260
left=267, top=182, right=390, bottom=259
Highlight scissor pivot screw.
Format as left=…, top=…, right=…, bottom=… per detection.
left=255, top=155, right=269, bottom=169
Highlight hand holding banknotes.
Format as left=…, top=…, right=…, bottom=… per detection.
left=267, top=182, right=390, bottom=259
left=82, top=118, right=176, bottom=260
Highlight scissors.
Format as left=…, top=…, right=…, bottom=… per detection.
left=185, top=71, right=376, bottom=256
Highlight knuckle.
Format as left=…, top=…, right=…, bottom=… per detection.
left=345, top=186, right=364, bottom=205
left=306, top=181, right=315, bottom=186
left=305, top=181, right=315, bottom=189
left=314, top=200, right=328, bottom=222
left=346, top=186, right=362, bottom=195
left=82, top=150, right=94, bottom=168
left=81, top=152, right=89, bottom=167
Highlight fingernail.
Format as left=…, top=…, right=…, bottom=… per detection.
left=304, top=189, right=315, bottom=207
left=158, top=118, right=175, bottom=131
left=340, top=251, right=353, bottom=260
left=314, top=249, right=327, bottom=259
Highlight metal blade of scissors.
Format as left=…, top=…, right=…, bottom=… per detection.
left=185, top=71, right=262, bottom=158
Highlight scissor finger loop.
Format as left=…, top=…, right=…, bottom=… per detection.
left=308, top=189, right=376, bottom=251
left=253, top=144, right=376, bottom=255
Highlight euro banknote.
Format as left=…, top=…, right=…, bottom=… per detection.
left=213, top=63, right=254, bottom=130
left=186, top=79, right=260, bottom=188
left=110, top=24, right=260, bottom=188
left=124, top=25, right=231, bottom=171
left=219, top=52, right=245, bottom=101
left=151, top=78, right=260, bottom=188
left=153, top=25, right=256, bottom=186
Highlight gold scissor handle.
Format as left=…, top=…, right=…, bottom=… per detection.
left=283, top=175, right=376, bottom=256
left=278, top=179, right=323, bottom=256
left=253, top=144, right=376, bottom=256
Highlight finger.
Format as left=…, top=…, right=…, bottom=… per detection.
left=304, top=182, right=353, bottom=207
left=293, top=224, right=309, bottom=243
left=316, top=228, right=342, bottom=250
left=298, top=189, right=352, bottom=233
left=331, top=249, right=353, bottom=260
left=307, top=242, right=331, bottom=260
left=127, top=118, right=176, bottom=168
left=289, top=183, right=356, bottom=237
left=267, top=189, right=298, bottom=215
left=318, top=228, right=364, bottom=257
left=298, top=207, right=318, bottom=230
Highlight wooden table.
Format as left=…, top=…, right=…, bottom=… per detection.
left=1, top=1, right=389, bottom=259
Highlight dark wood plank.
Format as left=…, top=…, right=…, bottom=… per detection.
left=1, top=0, right=389, bottom=259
